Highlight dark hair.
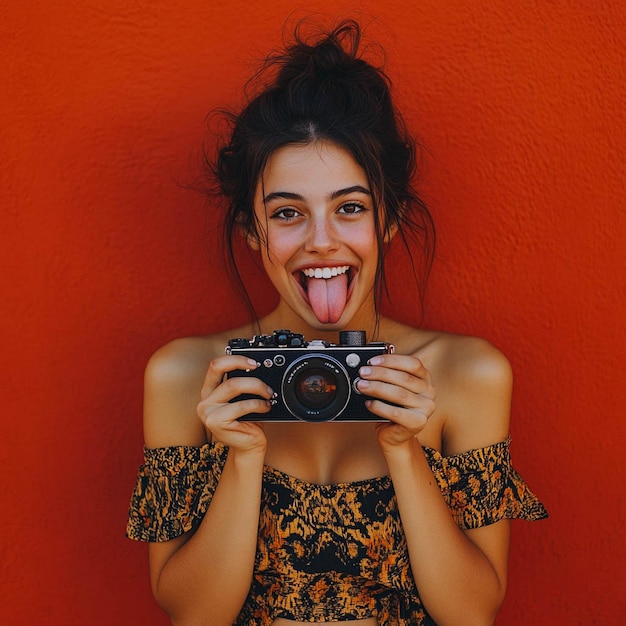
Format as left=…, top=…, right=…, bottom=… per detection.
left=208, top=19, right=435, bottom=323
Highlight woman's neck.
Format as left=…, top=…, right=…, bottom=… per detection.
left=257, top=302, right=385, bottom=344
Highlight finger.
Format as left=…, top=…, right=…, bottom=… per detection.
left=366, top=398, right=432, bottom=430
left=367, top=354, right=430, bottom=379
left=357, top=378, right=435, bottom=414
left=205, top=375, right=275, bottom=405
left=358, top=363, right=434, bottom=398
left=200, top=355, right=261, bottom=399
left=199, top=396, right=272, bottom=428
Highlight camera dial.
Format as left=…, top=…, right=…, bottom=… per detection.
left=339, top=330, right=366, bottom=346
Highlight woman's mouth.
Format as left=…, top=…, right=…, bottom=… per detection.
left=296, top=265, right=354, bottom=324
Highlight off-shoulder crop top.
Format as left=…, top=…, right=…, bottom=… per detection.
left=127, top=438, right=547, bottom=625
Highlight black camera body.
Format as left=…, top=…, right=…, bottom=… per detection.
left=226, top=329, right=394, bottom=422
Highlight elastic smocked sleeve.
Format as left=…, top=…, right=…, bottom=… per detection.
left=126, top=442, right=228, bottom=542
left=425, top=437, right=548, bottom=530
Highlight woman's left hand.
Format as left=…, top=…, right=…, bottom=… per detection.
left=356, top=354, right=436, bottom=448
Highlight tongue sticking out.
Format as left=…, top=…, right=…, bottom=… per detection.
left=306, top=273, right=349, bottom=324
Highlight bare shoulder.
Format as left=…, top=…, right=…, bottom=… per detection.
left=401, top=326, right=512, bottom=455
left=145, top=334, right=225, bottom=385
left=143, top=328, right=249, bottom=448
left=386, top=320, right=511, bottom=385
left=432, top=332, right=512, bottom=390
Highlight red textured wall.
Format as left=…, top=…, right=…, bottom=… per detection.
left=2, top=1, right=624, bottom=624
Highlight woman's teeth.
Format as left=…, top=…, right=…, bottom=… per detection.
left=302, top=265, right=350, bottom=279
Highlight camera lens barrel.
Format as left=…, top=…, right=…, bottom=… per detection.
left=282, top=355, right=351, bottom=422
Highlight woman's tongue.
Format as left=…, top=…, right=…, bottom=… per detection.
left=306, top=273, right=349, bottom=324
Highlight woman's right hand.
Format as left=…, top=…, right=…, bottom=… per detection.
left=197, top=355, right=273, bottom=453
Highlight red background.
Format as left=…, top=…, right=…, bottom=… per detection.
left=2, top=1, right=624, bottom=624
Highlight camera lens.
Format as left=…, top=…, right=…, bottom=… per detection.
left=282, top=355, right=350, bottom=422
left=294, top=368, right=337, bottom=409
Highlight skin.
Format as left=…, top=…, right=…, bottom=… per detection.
left=144, top=141, right=512, bottom=626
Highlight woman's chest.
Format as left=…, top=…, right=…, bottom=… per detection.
left=262, top=416, right=443, bottom=485
left=262, top=422, right=389, bottom=485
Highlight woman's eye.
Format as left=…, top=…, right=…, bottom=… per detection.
left=271, top=207, right=300, bottom=221
left=338, top=202, right=366, bottom=215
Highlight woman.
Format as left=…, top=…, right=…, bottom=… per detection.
left=127, top=20, right=547, bottom=626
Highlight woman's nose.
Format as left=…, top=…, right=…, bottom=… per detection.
left=303, top=217, right=339, bottom=254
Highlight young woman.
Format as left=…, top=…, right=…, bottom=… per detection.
left=127, top=20, right=547, bottom=626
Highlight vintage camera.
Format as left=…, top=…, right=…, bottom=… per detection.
left=226, top=329, right=394, bottom=422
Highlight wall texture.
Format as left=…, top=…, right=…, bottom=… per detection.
left=2, top=1, right=624, bottom=624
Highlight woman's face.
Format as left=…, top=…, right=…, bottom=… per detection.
left=251, top=140, right=380, bottom=331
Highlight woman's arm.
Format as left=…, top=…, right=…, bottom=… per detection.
left=361, top=338, right=512, bottom=626
left=143, top=339, right=273, bottom=626
left=382, top=442, right=509, bottom=626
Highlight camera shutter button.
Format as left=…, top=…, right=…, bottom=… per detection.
left=346, top=353, right=361, bottom=368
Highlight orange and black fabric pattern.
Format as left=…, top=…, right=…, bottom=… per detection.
left=127, top=438, right=547, bottom=625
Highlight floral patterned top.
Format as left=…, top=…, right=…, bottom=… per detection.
left=127, top=438, right=547, bottom=625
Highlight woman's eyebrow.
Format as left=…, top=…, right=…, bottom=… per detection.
left=330, top=185, right=371, bottom=200
left=263, top=185, right=371, bottom=204
left=263, top=191, right=303, bottom=203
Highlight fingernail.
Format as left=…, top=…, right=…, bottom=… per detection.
left=357, top=378, right=370, bottom=389
left=359, top=366, right=372, bottom=377
left=247, top=359, right=258, bottom=368
left=368, top=357, right=382, bottom=366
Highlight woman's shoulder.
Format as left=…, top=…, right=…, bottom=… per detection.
left=386, top=320, right=510, bottom=374
left=435, top=332, right=512, bottom=455
left=387, top=321, right=512, bottom=454
left=146, top=335, right=223, bottom=377
left=146, top=323, right=258, bottom=379
left=142, top=324, right=257, bottom=448
left=421, top=329, right=512, bottom=383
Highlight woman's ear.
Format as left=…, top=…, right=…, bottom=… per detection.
left=384, top=222, right=399, bottom=244
left=244, top=227, right=260, bottom=251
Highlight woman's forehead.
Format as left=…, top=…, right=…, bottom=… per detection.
left=257, top=140, right=370, bottom=200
